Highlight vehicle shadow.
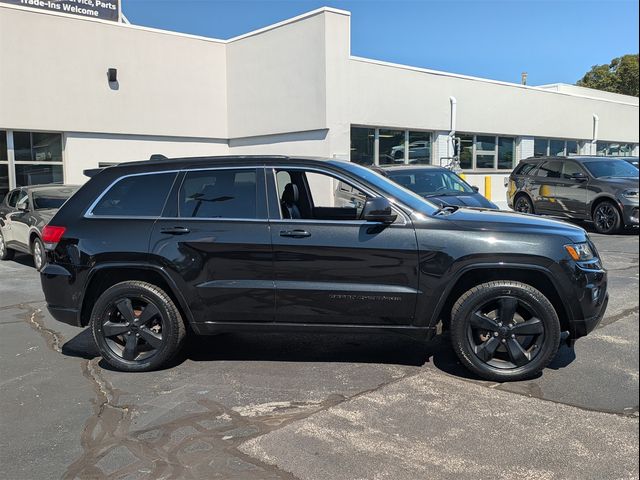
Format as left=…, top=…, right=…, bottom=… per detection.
left=60, top=328, right=572, bottom=381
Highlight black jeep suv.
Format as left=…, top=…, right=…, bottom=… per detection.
left=40, top=156, right=608, bottom=381
left=507, top=156, right=639, bottom=234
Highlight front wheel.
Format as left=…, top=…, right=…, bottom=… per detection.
left=450, top=281, right=561, bottom=382
left=0, top=230, right=15, bottom=261
left=592, top=201, right=622, bottom=235
left=91, top=281, right=186, bottom=372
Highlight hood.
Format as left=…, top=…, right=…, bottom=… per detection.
left=425, top=193, right=498, bottom=209
left=597, top=177, right=639, bottom=189
left=435, top=207, right=588, bottom=243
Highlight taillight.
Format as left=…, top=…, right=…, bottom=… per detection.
left=42, top=225, right=66, bottom=244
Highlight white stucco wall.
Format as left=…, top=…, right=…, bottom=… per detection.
left=349, top=58, right=639, bottom=143
left=226, top=11, right=329, bottom=139
left=63, top=133, right=228, bottom=184
left=0, top=6, right=228, bottom=139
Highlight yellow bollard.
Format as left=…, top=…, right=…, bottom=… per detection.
left=484, top=176, right=491, bottom=200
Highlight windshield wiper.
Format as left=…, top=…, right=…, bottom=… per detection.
left=432, top=203, right=460, bottom=216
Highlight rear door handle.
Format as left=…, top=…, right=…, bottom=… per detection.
left=160, top=226, right=191, bottom=235
left=280, top=230, right=311, bottom=238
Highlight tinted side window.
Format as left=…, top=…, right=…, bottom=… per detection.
left=562, top=162, right=585, bottom=179
left=514, top=163, right=537, bottom=176
left=536, top=161, right=562, bottom=178
left=91, top=172, right=176, bottom=217
left=179, top=169, right=257, bottom=219
left=6, top=190, right=20, bottom=207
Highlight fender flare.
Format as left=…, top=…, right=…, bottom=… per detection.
left=81, top=262, right=195, bottom=327
left=426, top=262, right=574, bottom=329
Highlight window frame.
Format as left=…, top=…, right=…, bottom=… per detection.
left=176, top=167, right=261, bottom=220
left=351, top=125, right=434, bottom=167
left=267, top=166, right=409, bottom=225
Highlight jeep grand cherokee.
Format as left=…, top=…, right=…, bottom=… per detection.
left=40, top=156, right=608, bottom=381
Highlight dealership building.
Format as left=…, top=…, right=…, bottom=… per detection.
left=1, top=3, right=638, bottom=206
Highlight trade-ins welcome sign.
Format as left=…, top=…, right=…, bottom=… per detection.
left=1, top=0, right=120, bottom=21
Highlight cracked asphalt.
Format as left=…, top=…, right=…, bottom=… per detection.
left=0, top=229, right=638, bottom=480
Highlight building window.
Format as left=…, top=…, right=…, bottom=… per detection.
left=534, top=138, right=582, bottom=157
left=455, top=134, right=515, bottom=170
left=0, top=131, right=8, bottom=200
left=598, top=142, right=637, bottom=157
left=350, top=126, right=433, bottom=166
left=407, top=131, right=431, bottom=164
left=1, top=131, right=64, bottom=195
left=350, top=127, right=375, bottom=165
left=498, top=137, right=515, bottom=169
left=378, top=129, right=405, bottom=165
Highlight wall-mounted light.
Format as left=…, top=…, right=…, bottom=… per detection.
left=107, top=68, right=118, bottom=83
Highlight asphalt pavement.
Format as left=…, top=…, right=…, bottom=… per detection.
left=0, top=228, right=638, bottom=480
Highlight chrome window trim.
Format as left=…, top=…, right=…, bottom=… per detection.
left=268, top=165, right=411, bottom=225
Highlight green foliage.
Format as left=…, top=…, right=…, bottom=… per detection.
left=577, top=54, right=639, bottom=97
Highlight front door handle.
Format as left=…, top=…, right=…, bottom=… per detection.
left=160, top=226, right=191, bottom=235
left=280, top=230, right=311, bottom=238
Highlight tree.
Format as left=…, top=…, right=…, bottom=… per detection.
left=577, top=54, right=639, bottom=97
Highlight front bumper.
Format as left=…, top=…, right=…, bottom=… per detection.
left=622, top=203, right=639, bottom=227
left=565, top=262, right=608, bottom=343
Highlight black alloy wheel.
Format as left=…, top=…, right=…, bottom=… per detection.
left=91, top=281, right=186, bottom=372
left=0, top=231, right=15, bottom=261
left=514, top=195, right=534, bottom=214
left=593, top=201, right=621, bottom=235
left=32, top=237, right=45, bottom=271
left=450, top=281, right=561, bottom=382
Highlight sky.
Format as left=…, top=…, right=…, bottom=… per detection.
left=121, top=0, right=640, bottom=86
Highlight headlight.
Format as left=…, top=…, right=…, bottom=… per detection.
left=621, top=190, right=639, bottom=199
left=564, top=242, right=594, bottom=261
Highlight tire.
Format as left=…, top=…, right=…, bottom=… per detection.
left=514, top=195, right=534, bottom=214
left=450, top=281, right=561, bottom=382
left=91, top=281, right=186, bottom=372
left=31, top=237, right=46, bottom=271
left=0, top=230, right=15, bottom=261
left=592, top=200, right=622, bottom=235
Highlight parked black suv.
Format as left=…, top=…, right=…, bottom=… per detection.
left=507, top=156, right=639, bottom=234
left=41, top=156, right=608, bottom=381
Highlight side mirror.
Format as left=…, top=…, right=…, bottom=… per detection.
left=570, top=172, right=588, bottom=182
left=362, top=197, right=397, bottom=224
left=17, top=202, right=29, bottom=212
left=471, top=185, right=480, bottom=193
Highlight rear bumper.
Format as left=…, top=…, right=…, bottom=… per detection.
left=40, top=263, right=84, bottom=328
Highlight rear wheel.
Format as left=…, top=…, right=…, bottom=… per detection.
left=32, top=237, right=45, bottom=271
left=91, top=281, right=186, bottom=372
left=514, top=195, right=534, bottom=214
left=592, top=200, right=621, bottom=235
left=450, top=281, right=561, bottom=382
left=0, top=230, right=15, bottom=261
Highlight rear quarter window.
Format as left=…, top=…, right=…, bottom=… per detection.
left=513, top=162, right=537, bottom=176
left=90, top=172, right=176, bottom=217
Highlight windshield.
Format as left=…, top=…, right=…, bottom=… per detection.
left=583, top=160, right=639, bottom=178
left=330, top=161, right=437, bottom=214
left=386, top=169, right=474, bottom=196
left=32, top=187, right=78, bottom=210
